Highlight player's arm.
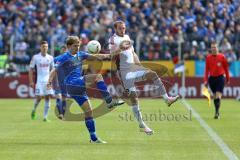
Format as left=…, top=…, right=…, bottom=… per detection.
left=108, top=37, right=123, bottom=56
left=204, top=56, right=209, bottom=86
left=222, top=56, right=230, bottom=84
left=129, top=40, right=141, bottom=66
left=28, top=68, right=35, bottom=88
left=110, top=47, right=123, bottom=56
left=47, top=68, right=57, bottom=89
left=50, top=57, right=54, bottom=71
left=86, top=54, right=111, bottom=61
left=111, top=40, right=132, bottom=56
left=28, top=56, right=36, bottom=88
left=133, top=51, right=141, bottom=65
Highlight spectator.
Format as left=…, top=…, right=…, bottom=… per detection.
left=220, top=38, right=232, bottom=54
left=224, top=49, right=237, bottom=65
left=0, top=0, right=239, bottom=61
left=12, top=41, right=30, bottom=64
left=4, top=62, right=19, bottom=77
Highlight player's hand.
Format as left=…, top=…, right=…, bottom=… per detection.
left=204, top=82, right=208, bottom=87
left=104, top=54, right=112, bottom=60
left=98, top=54, right=111, bottom=60
left=29, top=82, right=35, bottom=88
left=47, top=82, right=52, bottom=89
left=119, top=40, right=131, bottom=50
left=225, top=80, right=230, bottom=85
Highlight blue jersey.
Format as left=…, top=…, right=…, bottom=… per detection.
left=54, top=51, right=90, bottom=106
left=54, top=51, right=89, bottom=85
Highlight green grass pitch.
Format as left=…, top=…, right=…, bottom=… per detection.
left=0, top=98, right=239, bottom=160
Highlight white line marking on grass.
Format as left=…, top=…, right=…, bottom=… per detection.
left=181, top=99, right=239, bottom=160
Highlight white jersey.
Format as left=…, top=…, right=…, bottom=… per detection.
left=29, top=53, right=54, bottom=84
left=109, top=34, right=135, bottom=70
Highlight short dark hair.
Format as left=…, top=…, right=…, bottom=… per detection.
left=61, top=44, right=67, bottom=49
left=41, top=41, right=48, bottom=45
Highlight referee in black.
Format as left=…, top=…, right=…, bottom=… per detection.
left=204, top=42, right=230, bottom=119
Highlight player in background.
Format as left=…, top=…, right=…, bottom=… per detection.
left=47, top=36, right=124, bottom=143
left=29, top=41, right=54, bottom=122
left=109, top=20, right=179, bottom=135
left=204, top=41, right=230, bottom=119
left=53, top=45, right=68, bottom=119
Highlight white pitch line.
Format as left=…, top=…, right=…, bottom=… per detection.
left=181, top=99, right=239, bottom=160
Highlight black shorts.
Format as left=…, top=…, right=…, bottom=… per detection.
left=208, top=75, right=225, bottom=94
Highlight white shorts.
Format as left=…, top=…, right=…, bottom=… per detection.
left=35, top=83, right=54, bottom=96
left=120, top=65, right=149, bottom=92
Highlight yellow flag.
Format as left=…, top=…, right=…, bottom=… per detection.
left=202, top=86, right=211, bottom=107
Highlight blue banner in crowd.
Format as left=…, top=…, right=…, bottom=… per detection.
left=195, top=61, right=240, bottom=77
left=229, top=61, right=240, bottom=77
left=195, top=61, right=205, bottom=77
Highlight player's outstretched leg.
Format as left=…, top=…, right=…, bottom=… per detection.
left=95, top=74, right=124, bottom=108
left=145, top=71, right=179, bottom=107
left=165, top=95, right=180, bottom=107
left=31, top=97, right=41, bottom=120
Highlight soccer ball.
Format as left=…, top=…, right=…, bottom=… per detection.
left=86, top=40, right=101, bottom=54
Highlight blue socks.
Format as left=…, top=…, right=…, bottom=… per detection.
left=56, top=98, right=63, bottom=115
left=85, top=117, right=98, bottom=141
left=96, top=81, right=112, bottom=104
left=62, top=100, right=66, bottom=115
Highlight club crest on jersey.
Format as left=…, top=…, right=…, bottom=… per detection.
left=217, top=62, right=221, bottom=66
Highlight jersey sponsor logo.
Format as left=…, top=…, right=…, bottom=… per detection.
left=217, top=62, right=221, bottom=66
left=39, top=63, right=49, bottom=67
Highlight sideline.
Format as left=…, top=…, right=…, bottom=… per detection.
left=181, top=99, right=239, bottom=160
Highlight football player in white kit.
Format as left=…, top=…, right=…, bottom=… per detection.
left=29, top=41, right=54, bottom=122
left=109, top=21, right=179, bottom=135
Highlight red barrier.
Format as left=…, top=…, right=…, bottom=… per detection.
left=0, top=76, right=239, bottom=98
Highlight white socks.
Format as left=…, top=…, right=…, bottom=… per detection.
left=132, top=104, right=146, bottom=128
left=153, top=78, right=167, bottom=96
left=162, top=93, right=169, bottom=101
left=44, top=99, right=50, bottom=119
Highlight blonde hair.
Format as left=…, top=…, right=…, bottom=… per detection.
left=113, top=20, right=125, bottom=29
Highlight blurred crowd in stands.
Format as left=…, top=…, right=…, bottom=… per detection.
left=0, top=0, right=240, bottom=76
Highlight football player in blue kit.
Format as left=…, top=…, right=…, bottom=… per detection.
left=47, top=36, right=124, bottom=143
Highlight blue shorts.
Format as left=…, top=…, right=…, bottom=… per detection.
left=208, top=75, right=225, bottom=94
left=66, top=77, right=89, bottom=106
left=71, top=95, right=89, bottom=106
